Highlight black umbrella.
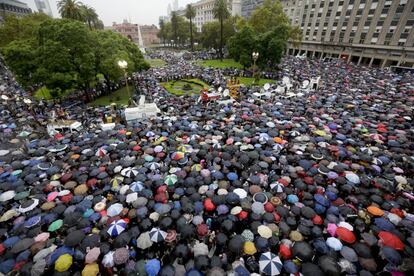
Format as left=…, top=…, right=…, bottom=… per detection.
left=292, top=241, right=314, bottom=262
left=318, top=255, right=341, bottom=275
left=11, top=238, right=34, bottom=254
left=228, top=235, right=244, bottom=255
left=174, top=243, right=189, bottom=259
left=194, top=255, right=210, bottom=271
left=301, top=262, right=325, bottom=276
left=64, top=230, right=85, bottom=247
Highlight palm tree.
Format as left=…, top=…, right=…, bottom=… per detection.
left=58, top=0, right=83, bottom=21
left=213, top=0, right=230, bottom=61
left=170, top=11, right=179, bottom=48
left=185, top=4, right=196, bottom=51
left=80, top=4, right=99, bottom=30
left=158, top=19, right=166, bottom=46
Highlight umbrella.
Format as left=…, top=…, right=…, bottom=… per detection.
left=137, top=232, right=153, bottom=249
left=336, top=227, right=356, bottom=243
left=64, top=230, right=85, bottom=247
left=48, top=219, right=63, bottom=232
left=18, top=199, right=39, bottom=213
left=55, top=254, right=72, bottom=272
left=326, top=237, right=343, bottom=251
left=145, top=259, right=161, bottom=276
left=259, top=252, right=282, bottom=275
left=11, top=238, right=34, bottom=253
left=107, top=219, right=127, bottom=237
left=113, top=247, right=129, bottom=265
left=0, top=190, right=16, bottom=202
left=83, top=263, right=99, bottom=276
left=147, top=162, right=161, bottom=171
left=85, top=247, right=100, bottom=264
left=378, top=231, right=404, bottom=250
left=121, top=167, right=139, bottom=178
left=258, top=225, right=273, bottom=239
left=102, top=251, right=115, bottom=268
left=149, top=227, right=167, bottom=243
left=164, top=174, right=178, bottom=186
left=107, top=203, right=124, bottom=217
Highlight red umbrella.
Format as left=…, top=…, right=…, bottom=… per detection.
left=378, top=231, right=404, bottom=250
left=336, top=227, right=356, bottom=244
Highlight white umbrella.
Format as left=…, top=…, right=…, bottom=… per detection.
left=326, top=237, right=343, bottom=251
left=18, top=199, right=39, bottom=213
left=259, top=252, right=282, bottom=275
left=102, top=251, right=115, bottom=268
left=126, top=192, right=138, bottom=203
left=258, top=225, right=273, bottom=239
left=106, top=203, right=123, bottom=217
left=107, top=219, right=127, bottom=237
left=121, top=167, right=139, bottom=178
left=0, top=190, right=16, bottom=202
left=137, top=232, right=153, bottom=249
left=149, top=227, right=167, bottom=243
left=233, top=188, right=247, bottom=199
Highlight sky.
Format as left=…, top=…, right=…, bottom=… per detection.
left=26, top=0, right=196, bottom=26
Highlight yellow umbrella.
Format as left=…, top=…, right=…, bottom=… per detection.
left=55, top=254, right=73, bottom=272
left=191, top=164, right=202, bottom=172
left=244, top=241, right=257, bottom=255
left=314, top=130, right=326, bottom=136
left=82, top=263, right=99, bottom=276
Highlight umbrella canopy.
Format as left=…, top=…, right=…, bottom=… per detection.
left=259, top=252, right=283, bottom=275
left=137, top=232, right=153, bottom=249
left=107, top=219, right=127, bottom=237
left=378, top=231, right=404, bottom=250
left=149, top=227, right=167, bottom=243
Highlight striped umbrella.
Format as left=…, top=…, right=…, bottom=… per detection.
left=121, top=167, right=139, bottom=178
left=164, top=175, right=178, bottom=186
left=177, top=145, right=193, bottom=153
left=270, top=182, right=285, bottom=193
left=96, top=147, right=107, bottom=157
left=107, top=219, right=127, bottom=237
left=149, top=227, right=167, bottom=243
left=147, top=162, right=161, bottom=171
left=191, top=164, right=202, bottom=172
left=259, top=252, right=282, bottom=275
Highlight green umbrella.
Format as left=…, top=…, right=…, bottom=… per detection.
left=144, top=155, right=154, bottom=162
left=14, top=191, right=30, bottom=201
left=48, top=219, right=63, bottom=232
left=164, top=175, right=178, bottom=186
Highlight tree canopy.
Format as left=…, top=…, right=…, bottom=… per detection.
left=0, top=15, right=148, bottom=97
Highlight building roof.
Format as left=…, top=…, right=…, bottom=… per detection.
left=0, top=0, right=30, bottom=9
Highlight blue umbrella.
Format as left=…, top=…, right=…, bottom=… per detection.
left=107, top=219, right=127, bottom=237
left=287, top=194, right=299, bottom=204
left=24, top=215, right=41, bottom=228
left=234, top=265, right=250, bottom=276
left=283, top=260, right=298, bottom=273
left=375, top=218, right=395, bottom=231
left=4, top=236, right=20, bottom=248
left=145, top=259, right=161, bottom=276
left=0, top=259, right=15, bottom=274
left=314, top=194, right=330, bottom=207
left=212, top=171, right=224, bottom=180
left=227, top=172, right=238, bottom=181
left=259, top=252, right=283, bottom=275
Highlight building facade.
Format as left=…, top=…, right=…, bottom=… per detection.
left=34, top=0, right=52, bottom=17
left=0, top=0, right=31, bottom=22
left=140, top=25, right=161, bottom=46
left=281, top=0, right=414, bottom=68
left=193, top=0, right=241, bottom=32
left=241, top=0, right=264, bottom=18
left=109, top=20, right=142, bottom=46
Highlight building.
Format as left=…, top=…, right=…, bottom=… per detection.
left=280, top=0, right=414, bottom=68
left=193, top=0, right=241, bottom=32
left=140, top=25, right=161, bottom=46
left=0, top=0, right=32, bottom=22
left=110, top=20, right=143, bottom=47
left=241, top=0, right=261, bottom=18
left=34, top=0, right=52, bottom=17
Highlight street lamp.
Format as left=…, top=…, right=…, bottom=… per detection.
left=252, top=52, right=260, bottom=85
left=117, top=60, right=132, bottom=106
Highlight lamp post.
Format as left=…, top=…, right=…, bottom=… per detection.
left=117, top=60, right=131, bottom=106
left=252, top=52, right=260, bottom=85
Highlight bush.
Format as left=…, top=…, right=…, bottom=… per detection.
left=115, top=96, right=121, bottom=101
left=182, top=83, right=192, bottom=91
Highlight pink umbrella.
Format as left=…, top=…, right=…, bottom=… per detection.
left=47, top=192, right=59, bottom=202
left=85, top=247, right=101, bottom=264
left=34, top=232, right=50, bottom=242
left=327, top=223, right=337, bottom=237
left=226, top=138, right=234, bottom=145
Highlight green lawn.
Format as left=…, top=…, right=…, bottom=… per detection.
left=90, top=86, right=130, bottom=106
left=147, top=58, right=166, bottom=68
left=197, top=59, right=243, bottom=69
left=161, top=79, right=209, bottom=96
left=238, top=77, right=275, bottom=86
left=34, top=87, right=52, bottom=100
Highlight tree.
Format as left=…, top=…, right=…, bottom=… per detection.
left=248, top=0, right=290, bottom=34
left=227, top=25, right=256, bottom=68
left=201, top=19, right=235, bottom=50
left=185, top=4, right=196, bottom=51
left=185, top=5, right=196, bottom=51
left=0, top=13, right=50, bottom=48
left=213, top=0, right=230, bottom=61
left=158, top=19, right=166, bottom=45
left=80, top=4, right=98, bottom=30
left=57, top=0, right=83, bottom=21
left=170, top=11, right=179, bottom=47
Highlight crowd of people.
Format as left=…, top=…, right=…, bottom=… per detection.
left=0, top=52, right=413, bottom=276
